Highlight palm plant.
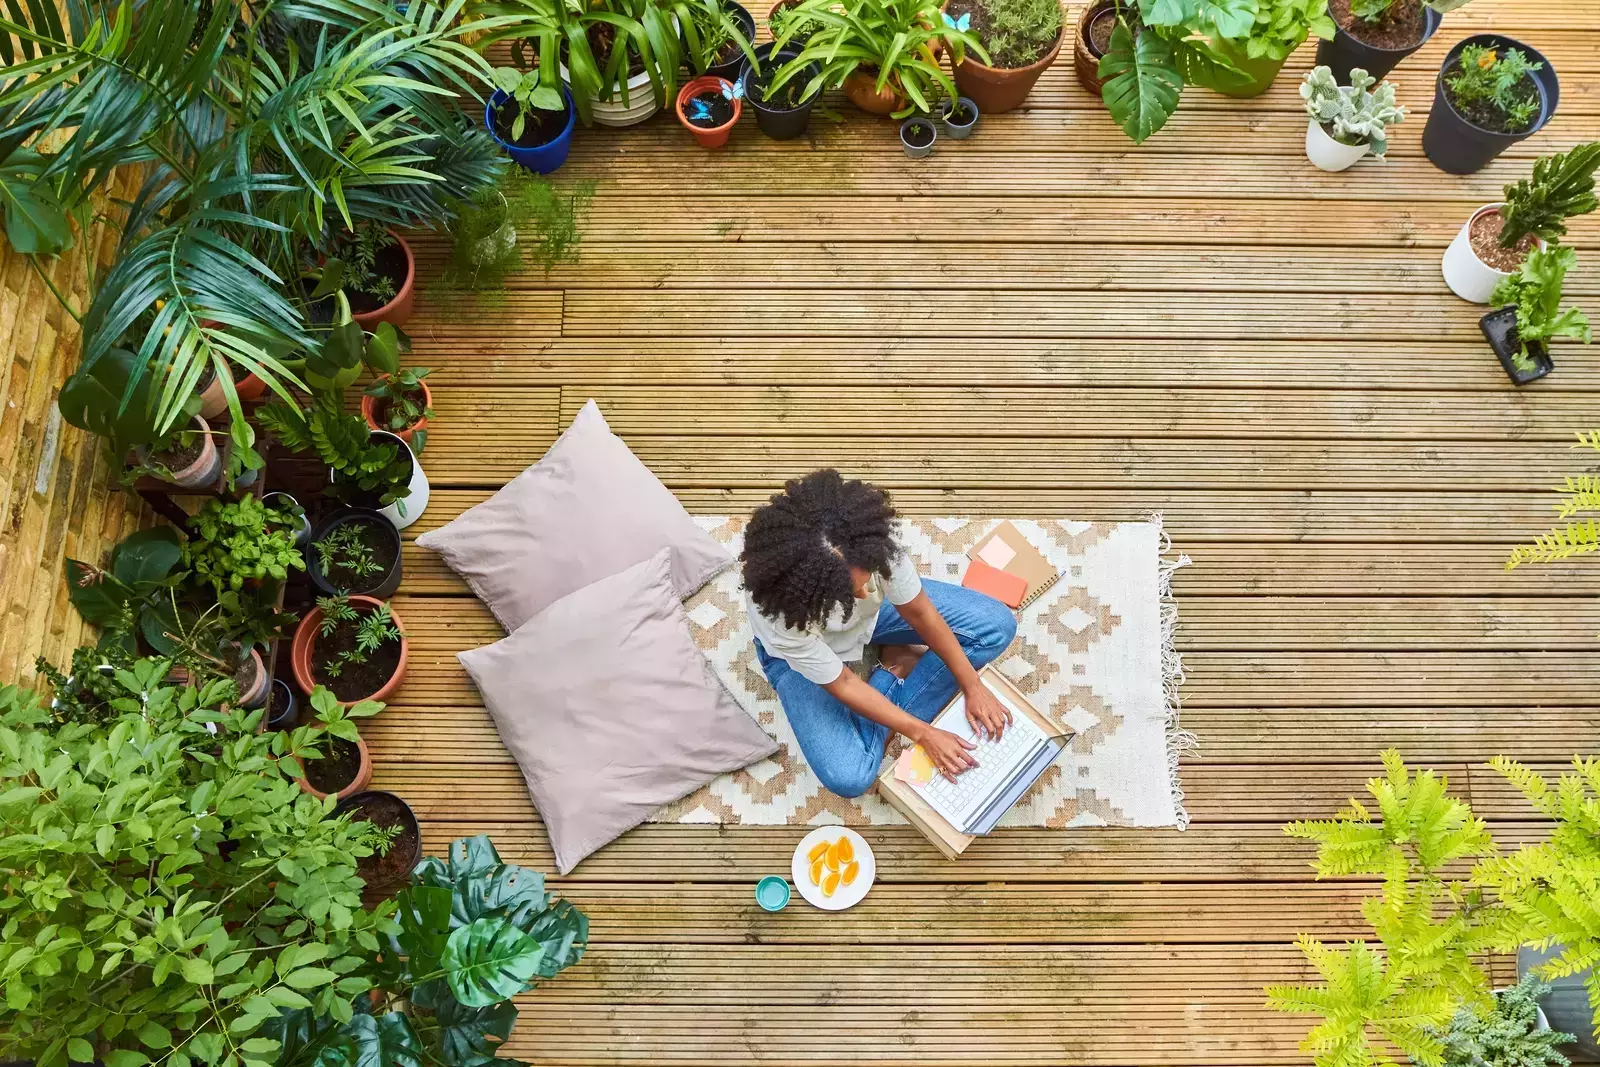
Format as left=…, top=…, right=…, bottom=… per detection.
left=1096, top=0, right=1259, bottom=143
left=768, top=0, right=988, bottom=118
left=0, top=0, right=502, bottom=474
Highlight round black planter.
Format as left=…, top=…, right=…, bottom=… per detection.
left=308, top=507, right=404, bottom=599
left=1315, top=2, right=1440, bottom=84
left=1480, top=306, right=1553, bottom=386
left=265, top=678, right=299, bottom=731
left=741, top=44, right=819, bottom=140
left=703, top=1, right=756, bottom=82
left=1422, top=35, right=1558, bottom=175
left=334, top=789, right=422, bottom=892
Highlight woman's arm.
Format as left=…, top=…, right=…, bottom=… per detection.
left=896, top=590, right=1013, bottom=739
left=822, top=670, right=977, bottom=780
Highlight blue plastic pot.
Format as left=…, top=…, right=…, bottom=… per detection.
left=486, top=88, right=575, bottom=175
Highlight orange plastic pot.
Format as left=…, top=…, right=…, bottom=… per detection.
left=676, top=76, right=742, bottom=147
left=843, top=69, right=907, bottom=115
left=351, top=233, right=415, bottom=331
left=953, top=0, right=1066, bottom=113
left=360, top=375, right=432, bottom=446
left=290, top=594, right=409, bottom=705
left=293, top=734, right=373, bottom=802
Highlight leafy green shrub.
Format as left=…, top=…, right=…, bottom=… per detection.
left=1490, top=245, right=1592, bottom=373
left=1236, top=0, right=1333, bottom=62
left=1095, top=0, right=1256, bottom=145
left=183, top=494, right=307, bottom=594
left=0, top=660, right=396, bottom=1067
left=66, top=527, right=189, bottom=655
left=364, top=368, right=435, bottom=453
left=1446, top=45, right=1542, bottom=133
left=258, top=393, right=415, bottom=511
left=1432, top=976, right=1573, bottom=1067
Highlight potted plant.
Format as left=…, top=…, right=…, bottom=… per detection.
left=947, top=0, right=1064, bottom=114
left=314, top=223, right=417, bottom=330
left=262, top=490, right=314, bottom=548
left=900, top=115, right=937, bottom=158
left=1442, top=143, right=1600, bottom=304
left=486, top=67, right=577, bottom=175
left=66, top=526, right=189, bottom=654
left=1300, top=65, right=1405, bottom=172
left=362, top=366, right=434, bottom=450
left=1212, top=0, right=1335, bottom=97
left=1073, top=0, right=1116, bottom=95
left=334, top=790, right=423, bottom=895
left=767, top=0, right=826, bottom=46
left=128, top=411, right=223, bottom=488
left=741, top=44, right=822, bottom=139
left=939, top=94, right=979, bottom=138
left=291, top=594, right=409, bottom=705
left=291, top=686, right=383, bottom=801
left=1482, top=245, right=1591, bottom=386
left=1315, top=0, right=1467, bottom=83
left=770, top=0, right=986, bottom=118
left=264, top=676, right=298, bottom=731
left=688, top=0, right=758, bottom=80
left=1422, top=37, right=1559, bottom=175
left=308, top=508, right=406, bottom=600
left=1429, top=976, right=1572, bottom=1066
left=182, top=493, right=307, bottom=594
left=676, top=75, right=743, bottom=147
left=196, top=360, right=267, bottom=418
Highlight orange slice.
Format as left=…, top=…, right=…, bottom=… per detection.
left=821, top=870, right=841, bottom=898
left=841, top=860, right=860, bottom=886
left=807, top=840, right=830, bottom=864
left=836, top=836, right=854, bottom=865
left=808, top=858, right=825, bottom=886
left=825, top=839, right=843, bottom=870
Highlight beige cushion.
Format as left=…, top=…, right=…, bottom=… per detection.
left=415, top=399, right=731, bottom=631
left=459, top=550, right=778, bottom=873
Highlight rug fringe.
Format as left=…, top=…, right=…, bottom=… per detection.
left=1150, top=512, right=1196, bottom=831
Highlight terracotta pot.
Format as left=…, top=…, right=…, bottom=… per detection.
left=290, top=594, right=409, bottom=705
left=236, top=647, right=271, bottom=709
left=350, top=234, right=415, bottom=331
left=843, top=69, right=907, bottom=115
left=293, top=732, right=373, bottom=802
left=360, top=375, right=432, bottom=446
left=676, top=76, right=742, bottom=148
left=199, top=368, right=267, bottom=418
left=1073, top=0, right=1116, bottom=96
left=138, top=415, right=221, bottom=488
left=953, top=0, right=1066, bottom=114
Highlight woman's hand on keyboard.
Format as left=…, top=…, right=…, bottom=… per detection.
left=962, top=682, right=1012, bottom=741
left=916, top=725, right=979, bottom=781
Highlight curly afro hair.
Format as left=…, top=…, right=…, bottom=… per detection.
left=741, top=469, right=901, bottom=632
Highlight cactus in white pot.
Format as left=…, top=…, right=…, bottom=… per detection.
left=1301, top=66, right=1407, bottom=172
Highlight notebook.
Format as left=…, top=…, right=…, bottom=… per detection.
left=961, top=558, right=1028, bottom=609
left=875, top=667, right=1073, bottom=858
left=966, top=522, right=1060, bottom=609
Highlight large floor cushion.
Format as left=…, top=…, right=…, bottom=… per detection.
left=415, top=399, right=731, bottom=631
left=459, top=550, right=779, bottom=873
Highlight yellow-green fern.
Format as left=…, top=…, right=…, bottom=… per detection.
left=1509, top=432, right=1600, bottom=569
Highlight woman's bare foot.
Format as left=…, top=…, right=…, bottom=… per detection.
left=879, top=644, right=926, bottom=680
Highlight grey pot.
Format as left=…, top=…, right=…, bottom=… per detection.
left=899, top=117, right=937, bottom=159
left=940, top=96, right=979, bottom=139
left=263, top=491, right=313, bottom=549
left=1519, top=946, right=1593, bottom=1056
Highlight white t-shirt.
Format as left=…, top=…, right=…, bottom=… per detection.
left=747, top=553, right=923, bottom=685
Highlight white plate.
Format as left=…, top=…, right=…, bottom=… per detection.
left=790, top=827, right=875, bottom=911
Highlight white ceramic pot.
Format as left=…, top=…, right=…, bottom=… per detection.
left=1442, top=203, right=1541, bottom=305
left=1305, top=118, right=1368, bottom=172
left=564, top=20, right=675, bottom=128
left=376, top=431, right=430, bottom=531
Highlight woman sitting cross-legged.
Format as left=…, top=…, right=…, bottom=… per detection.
left=741, top=469, right=1019, bottom=799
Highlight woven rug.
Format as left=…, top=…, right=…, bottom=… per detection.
left=652, top=517, right=1193, bottom=829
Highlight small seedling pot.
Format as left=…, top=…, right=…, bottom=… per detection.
left=676, top=75, right=742, bottom=148
left=290, top=594, right=409, bottom=705
left=308, top=507, right=404, bottom=600
left=360, top=374, right=432, bottom=447
left=704, top=1, right=757, bottom=82
left=900, top=117, right=937, bottom=159
left=940, top=96, right=979, bottom=139
left=1315, top=2, right=1440, bottom=83
left=264, top=678, right=298, bottom=732
left=350, top=232, right=414, bottom=331
left=1073, top=0, right=1116, bottom=96
left=742, top=44, right=820, bottom=140
left=1421, top=35, right=1559, bottom=176
left=486, top=87, right=576, bottom=175
left=951, top=0, right=1066, bottom=114
left=1441, top=203, right=1543, bottom=305
left=1304, top=118, right=1369, bottom=172
left=137, top=415, right=221, bottom=488
left=1480, top=306, right=1553, bottom=386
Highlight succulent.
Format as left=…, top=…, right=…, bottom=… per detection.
left=1301, top=66, right=1406, bottom=158
left=1499, top=142, right=1600, bottom=248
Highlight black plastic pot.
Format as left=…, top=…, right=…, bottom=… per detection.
left=741, top=44, right=819, bottom=140
left=308, top=507, right=404, bottom=599
left=1315, top=2, right=1440, bottom=83
left=704, top=1, right=756, bottom=82
left=334, top=790, right=422, bottom=893
left=1422, top=35, right=1558, bottom=175
left=265, top=678, right=298, bottom=731
left=1481, top=306, right=1552, bottom=386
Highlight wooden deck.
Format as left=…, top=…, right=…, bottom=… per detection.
left=373, top=3, right=1599, bottom=1060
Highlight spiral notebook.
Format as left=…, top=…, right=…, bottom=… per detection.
left=966, top=522, right=1061, bottom=609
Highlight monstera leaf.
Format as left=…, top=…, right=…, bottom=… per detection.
left=413, top=835, right=552, bottom=928
left=409, top=981, right=520, bottom=1065
left=261, top=1008, right=358, bottom=1067
left=345, top=1011, right=423, bottom=1067
left=523, top=898, right=590, bottom=979
left=439, top=918, right=544, bottom=1008
left=1099, top=22, right=1182, bottom=144
left=394, top=885, right=455, bottom=978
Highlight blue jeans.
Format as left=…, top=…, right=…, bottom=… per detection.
left=755, top=579, right=1018, bottom=799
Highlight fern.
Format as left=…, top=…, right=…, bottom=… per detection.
left=1508, top=431, right=1600, bottom=570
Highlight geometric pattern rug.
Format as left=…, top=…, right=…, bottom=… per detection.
left=651, top=516, right=1193, bottom=829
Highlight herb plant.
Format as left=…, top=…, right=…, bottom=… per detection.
left=0, top=660, right=395, bottom=1067
left=1499, top=143, right=1600, bottom=249
left=322, top=223, right=401, bottom=307
left=1506, top=430, right=1600, bottom=568
left=184, top=494, right=307, bottom=594
left=1446, top=45, right=1542, bottom=132
left=1348, top=0, right=1473, bottom=25
left=770, top=0, right=989, bottom=119
left=490, top=66, right=566, bottom=140
left=1235, top=0, right=1334, bottom=62
left=1490, top=245, right=1592, bottom=372
left=1301, top=66, right=1406, bottom=157
left=31, top=643, right=136, bottom=726
left=364, top=367, right=435, bottom=452
left=316, top=597, right=405, bottom=679
left=962, top=0, right=1064, bottom=69
left=315, top=524, right=385, bottom=589
left=1431, top=976, right=1573, bottom=1067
